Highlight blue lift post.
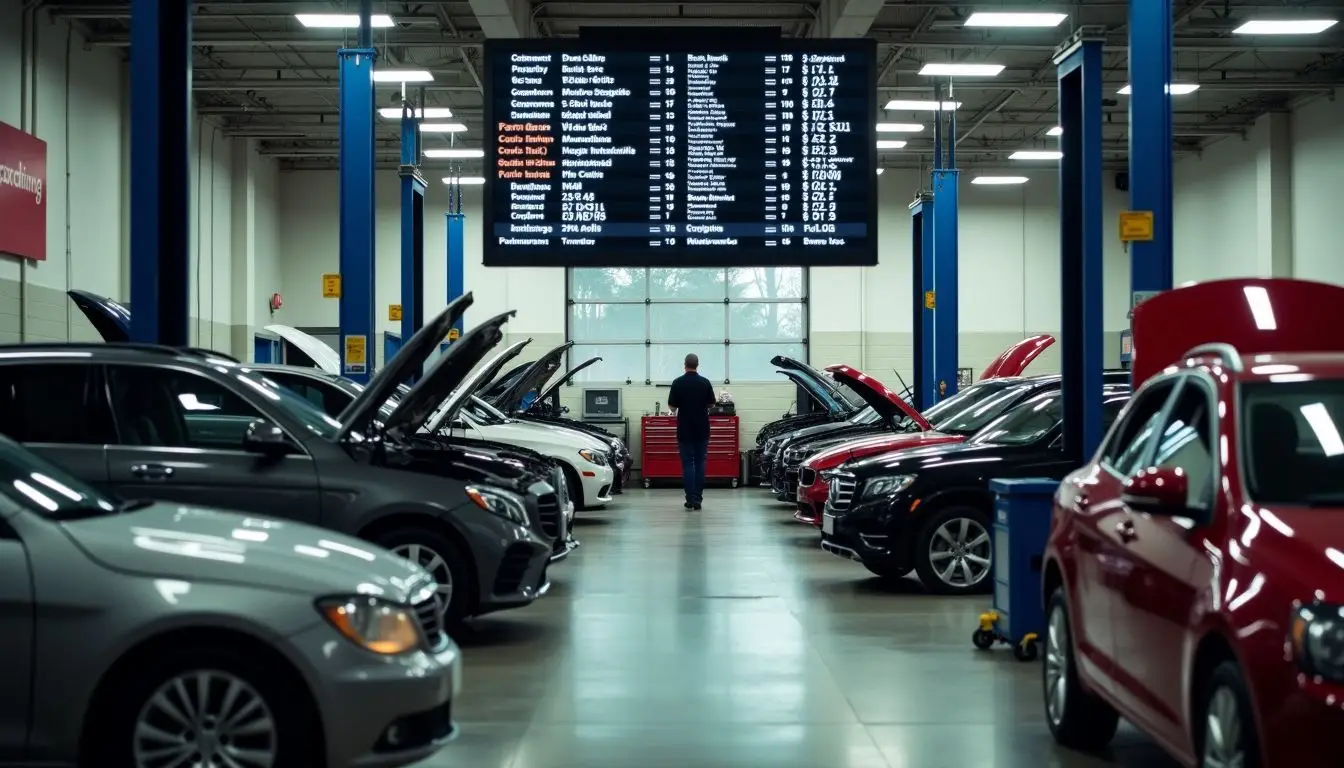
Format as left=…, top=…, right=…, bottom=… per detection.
left=908, top=192, right=936, bottom=410
left=1128, top=0, right=1176, bottom=313
left=337, top=0, right=377, bottom=384
left=1054, top=33, right=1106, bottom=463
left=399, top=105, right=427, bottom=352
left=445, top=187, right=466, bottom=344
left=128, top=0, right=191, bottom=345
left=930, top=90, right=960, bottom=401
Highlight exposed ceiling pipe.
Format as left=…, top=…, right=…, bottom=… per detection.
left=957, top=91, right=1017, bottom=145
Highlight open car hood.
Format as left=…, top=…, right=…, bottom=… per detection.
left=262, top=324, right=341, bottom=375
left=979, top=334, right=1055, bottom=380
left=381, top=311, right=515, bottom=440
left=531, top=356, right=602, bottom=410
left=67, top=290, right=132, bottom=342
left=337, top=294, right=471, bottom=441
left=824, top=364, right=931, bottom=430
left=489, top=341, right=573, bottom=413
left=776, top=370, right=847, bottom=415
left=771, top=355, right=854, bottom=405
left=424, top=339, right=531, bottom=433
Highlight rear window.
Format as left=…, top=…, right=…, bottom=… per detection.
left=1242, top=381, right=1344, bottom=505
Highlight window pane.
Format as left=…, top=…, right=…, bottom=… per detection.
left=650, top=344, right=726, bottom=384
left=570, top=345, right=645, bottom=384
left=649, top=268, right=726, bottom=300
left=728, top=342, right=806, bottom=382
left=649, top=303, right=725, bottom=342
left=0, top=363, right=110, bottom=443
left=569, top=303, right=646, bottom=342
left=108, top=366, right=265, bottom=450
left=570, top=268, right=646, bottom=301
left=728, top=267, right=805, bottom=299
left=728, top=302, right=805, bottom=341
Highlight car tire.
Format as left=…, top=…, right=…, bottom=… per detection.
left=375, top=527, right=476, bottom=625
left=1043, top=587, right=1120, bottom=751
left=912, top=505, right=994, bottom=595
left=560, top=462, right=587, bottom=511
left=864, top=562, right=912, bottom=581
left=94, top=644, right=321, bottom=768
left=1198, top=661, right=1262, bottom=768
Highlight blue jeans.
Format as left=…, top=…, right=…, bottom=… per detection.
left=678, top=438, right=709, bottom=503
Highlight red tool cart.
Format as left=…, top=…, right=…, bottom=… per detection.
left=640, top=415, right=740, bottom=488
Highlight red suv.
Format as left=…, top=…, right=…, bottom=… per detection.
left=1041, top=277, right=1344, bottom=768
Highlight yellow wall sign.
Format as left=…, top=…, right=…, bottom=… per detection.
left=389, top=304, right=403, bottom=321
left=344, top=334, right=367, bottom=375
left=321, top=273, right=342, bottom=298
left=447, top=327, right=461, bottom=341
left=1119, top=211, right=1155, bottom=242
left=924, top=290, right=936, bottom=310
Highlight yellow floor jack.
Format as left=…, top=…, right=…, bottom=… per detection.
left=973, top=610, right=1040, bottom=662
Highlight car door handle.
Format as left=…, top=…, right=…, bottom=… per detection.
left=131, top=463, right=174, bottom=481
left=1115, top=519, right=1138, bottom=542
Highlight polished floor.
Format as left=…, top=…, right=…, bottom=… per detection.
left=415, top=487, right=1181, bottom=768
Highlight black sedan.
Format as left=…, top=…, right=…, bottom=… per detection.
left=819, top=386, right=1130, bottom=595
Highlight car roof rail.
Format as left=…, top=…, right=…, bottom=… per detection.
left=0, top=342, right=239, bottom=363
left=1184, top=343, right=1244, bottom=373
left=181, top=346, right=240, bottom=362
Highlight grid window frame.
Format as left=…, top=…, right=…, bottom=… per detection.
left=565, top=268, right=809, bottom=385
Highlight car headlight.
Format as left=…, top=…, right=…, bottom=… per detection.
left=1292, top=603, right=1344, bottom=681
left=466, top=485, right=529, bottom=525
left=317, top=596, right=422, bottom=655
left=578, top=448, right=608, bottom=466
left=862, top=474, right=916, bottom=499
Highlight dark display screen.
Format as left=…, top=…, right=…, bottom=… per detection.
left=481, top=37, right=877, bottom=267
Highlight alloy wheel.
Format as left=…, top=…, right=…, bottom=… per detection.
left=392, top=543, right=455, bottom=615
left=133, top=670, right=277, bottom=768
left=1203, top=686, right=1247, bottom=768
left=928, top=517, right=992, bottom=588
left=1044, top=604, right=1069, bottom=726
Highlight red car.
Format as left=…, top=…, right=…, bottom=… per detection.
left=793, top=335, right=1056, bottom=523
left=1042, top=277, right=1344, bottom=768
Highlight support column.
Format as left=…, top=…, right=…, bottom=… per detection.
left=400, top=111, right=427, bottom=347
left=930, top=169, right=959, bottom=400
left=129, top=0, right=192, bottom=345
left=1129, top=2, right=1175, bottom=301
left=337, top=2, right=377, bottom=384
left=908, top=193, right=935, bottom=410
left=1255, top=111, right=1294, bottom=277
left=1055, top=35, right=1105, bottom=464
left=446, top=211, right=466, bottom=342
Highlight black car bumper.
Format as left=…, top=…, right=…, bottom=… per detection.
left=818, top=501, right=913, bottom=572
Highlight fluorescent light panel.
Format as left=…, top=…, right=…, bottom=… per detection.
left=963, top=12, right=1067, bottom=27
left=295, top=13, right=395, bottom=28
left=877, top=122, right=924, bottom=133
left=1046, top=125, right=1063, bottom=136
left=1117, top=83, right=1200, bottom=95
left=876, top=140, right=907, bottom=150
left=379, top=107, right=454, bottom=119
left=918, top=63, right=1005, bottom=77
left=419, top=123, right=468, bottom=133
left=1009, top=150, right=1063, bottom=160
left=884, top=99, right=961, bottom=111
left=1232, top=19, right=1337, bottom=34
left=424, top=148, right=484, bottom=158
left=442, top=177, right=486, bottom=185
left=372, top=69, right=434, bottom=83
left=972, top=176, right=1029, bottom=185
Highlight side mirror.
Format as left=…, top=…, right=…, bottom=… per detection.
left=561, top=405, right=570, bottom=415
left=243, top=419, right=290, bottom=455
left=1121, top=466, right=1189, bottom=514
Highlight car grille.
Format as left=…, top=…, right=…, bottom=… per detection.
left=413, top=594, right=445, bottom=648
left=827, top=471, right=858, bottom=511
left=799, top=466, right=816, bottom=487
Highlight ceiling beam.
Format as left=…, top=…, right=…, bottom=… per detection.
left=809, top=0, right=883, bottom=38
left=467, top=0, right=532, bottom=38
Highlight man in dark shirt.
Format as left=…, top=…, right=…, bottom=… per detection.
left=667, top=353, right=717, bottom=510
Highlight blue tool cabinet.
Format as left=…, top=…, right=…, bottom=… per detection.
left=974, top=478, right=1059, bottom=661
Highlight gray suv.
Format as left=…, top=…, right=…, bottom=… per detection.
left=0, top=434, right=461, bottom=767
left=0, top=295, right=551, bottom=624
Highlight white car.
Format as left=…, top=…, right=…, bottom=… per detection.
left=423, top=341, right=616, bottom=510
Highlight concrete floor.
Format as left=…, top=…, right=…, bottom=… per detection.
left=415, top=487, right=1182, bottom=768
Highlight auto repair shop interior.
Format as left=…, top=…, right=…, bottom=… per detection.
left=1, top=1, right=1343, bottom=767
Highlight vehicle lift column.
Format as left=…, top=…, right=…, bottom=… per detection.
left=1054, top=32, right=1106, bottom=464
left=338, top=0, right=377, bottom=384
left=445, top=186, right=466, bottom=347
left=908, top=192, right=936, bottom=410
left=129, top=0, right=191, bottom=345
left=1128, top=0, right=1176, bottom=332
left=930, top=89, right=960, bottom=401
left=399, top=103, right=427, bottom=354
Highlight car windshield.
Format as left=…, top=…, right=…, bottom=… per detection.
left=930, top=383, right=1036, bottom=436
left=238, top=371, right=343, bottom=440
left=921, top=380, right=1014, bottom=427
left=0, top=438, right=125, bottom=519
left=969, top=392, right=1062, bottom=446
left=1242, top=380, right=1344, bottom=505
left=340, top=379, right=410, bottom=421
left=848, top=406, right=882, bottom=425
left=467, top=396, right=509, bottom=424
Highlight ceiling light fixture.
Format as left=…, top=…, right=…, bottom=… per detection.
left=963, top=12, right=1068, bottom=27
left=971, top=176, right=1029, bottom=185
left=877, top=168, right=885, bottom=175
left=877, top=122, right=924, bottom=133
left=372, top=70, right=434, bottom=83
left=419, top=123, right=468, bottom=133
left=1232, top=19, right=1337, bottom=34
left=884, top=99, right=961, bottom=111
left=295, top=13, right=395, bottom=28
left=1009, top=150, right=1063, bottom=160
left=424, top=148, right=484, bottom=159
left=876, top=140, right=907, bottom=150
left=1046, top=126, right=1063, bottom=136
left=379, top=107, right=454, bottom=120
left=442, top=177, right=486, bottom=185
left=1117, top=83, right=1200, bottom=95
left=918, top=63, right=1005, bottom=77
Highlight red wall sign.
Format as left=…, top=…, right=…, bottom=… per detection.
left=0, top=120, right=48, bottom=261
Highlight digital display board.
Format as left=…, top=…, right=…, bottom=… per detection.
left=482, top=37, right=877, bottom=267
